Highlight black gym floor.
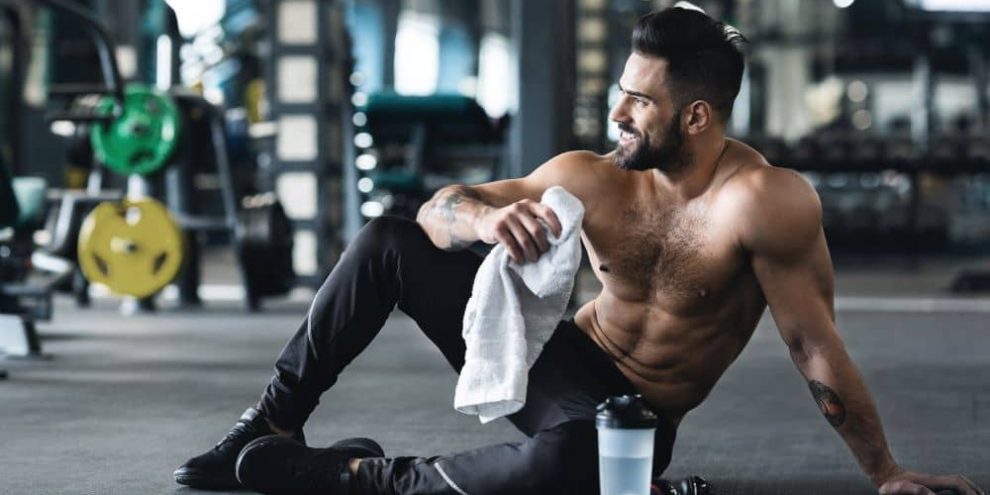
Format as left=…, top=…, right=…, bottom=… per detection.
left=1, top=257, right=988, bottom=495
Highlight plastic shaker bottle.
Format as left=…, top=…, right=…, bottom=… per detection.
left=596, top=394, right=658, bottom=495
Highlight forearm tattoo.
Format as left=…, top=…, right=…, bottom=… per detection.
left=808, top=380, right=847, bottom=427
left=437, top=193, right=461, bottom=222
left=430, top=187, right=482, bottom=250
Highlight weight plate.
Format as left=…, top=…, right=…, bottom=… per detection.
left=90, top=84, right=181, bottom=176
left=77, top=198, right=185, bottom=298
left=237, top=195, right=295, bottom=302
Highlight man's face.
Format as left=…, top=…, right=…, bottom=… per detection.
left=609, top=53, right=689, bottom=173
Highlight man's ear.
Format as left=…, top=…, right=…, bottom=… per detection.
left=684, top=100, right=713, bottom=135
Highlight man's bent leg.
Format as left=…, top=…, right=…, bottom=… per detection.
left=176, top=217, right=481, bottom=489
left=355, top=421, right=600, bottom=495
left=258, top=216, right=482, bottom=431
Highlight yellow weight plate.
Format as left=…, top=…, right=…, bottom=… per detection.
left=77, top=198, right=185, bottom=298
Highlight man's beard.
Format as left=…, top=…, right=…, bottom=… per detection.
left=612, top=119, right=688, bottom=173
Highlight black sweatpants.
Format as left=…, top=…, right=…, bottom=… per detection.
left=257, top=216, right=676, bottom=495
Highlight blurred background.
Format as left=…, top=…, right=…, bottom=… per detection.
left=1, top=3, right=988, bottom=494
left=1, top=0, right=990, bottom=306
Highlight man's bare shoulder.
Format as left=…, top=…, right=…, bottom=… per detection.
left=532, top=150, right=619, bottom=199
left=539, top=150, right=614, bottom=178
left=722, top=144, right=822, bottom=255
left=469, top=150, right=615, bottom=207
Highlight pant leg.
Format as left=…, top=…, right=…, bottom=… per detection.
left=351, top=323, right=679, bottom=495
left=354, top=420, right=676, bottom=495
left=355, top=421, right=602, bottom=495
left=257, top=216, right=482, bottom=430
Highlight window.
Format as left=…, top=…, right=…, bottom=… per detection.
left=394, top=11, right=440, bottom=96
left=476, top=32, right=513, bottom=118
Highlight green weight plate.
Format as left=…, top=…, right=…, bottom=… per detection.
left=90, top=84, right=181, bottom=176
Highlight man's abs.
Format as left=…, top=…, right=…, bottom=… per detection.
left=573, top=288, right=765, bottom=422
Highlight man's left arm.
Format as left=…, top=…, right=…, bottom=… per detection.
left=742, top=169, right=982, bottom=495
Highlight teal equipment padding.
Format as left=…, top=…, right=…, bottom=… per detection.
left=368, top=170, right=423, bottom=193
left=12, top=177, right=47, bottom=227
left=363, top=93, right=494, bottom=144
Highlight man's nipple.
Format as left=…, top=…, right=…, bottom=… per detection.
left=599, top=264, right=609, bottom=273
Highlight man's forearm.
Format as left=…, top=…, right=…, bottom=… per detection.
left=793, top=344, right=900, bottom=486
left=416, top=185, right=492, bottom=250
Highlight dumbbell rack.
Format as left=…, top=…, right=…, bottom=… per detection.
left=35, top=0, right=292, bottom=311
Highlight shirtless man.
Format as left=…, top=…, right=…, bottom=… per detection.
left=175, top=7, right=983, bottom=495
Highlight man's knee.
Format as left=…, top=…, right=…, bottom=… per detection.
left=347, top=216, right=425, bottom=258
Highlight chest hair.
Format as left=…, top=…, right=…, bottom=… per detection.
left=602, top=205, right=712, bottom=297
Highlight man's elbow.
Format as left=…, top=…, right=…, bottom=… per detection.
left=416, top=187, right=451, bottom=225
left=787, top=338, right=813, bottom=368
left=415, top=201, right=431, bottom=226
left=786, top=330, right=847, bottom=373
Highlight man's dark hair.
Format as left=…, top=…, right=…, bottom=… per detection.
left=632, top=7, right=747, bottom=122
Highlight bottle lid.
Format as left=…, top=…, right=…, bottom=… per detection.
left=596, top=394, right=658, bottom=429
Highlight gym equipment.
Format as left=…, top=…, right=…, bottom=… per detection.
left=0, top=4, right=60, bottom=364
left=28, top=0, right=297, bottom=309
left=652, top=476, right=712, bottom=495
left=364, top=93, right=497, bottom=144
left=237, top=194, right=295, bottom=310
left=10, top=178, right=47, bottom=227
left=0, top=157, right=30, bottom=362
left=90, top=84, right=181, bottom=176
left=162, top=92, right=295, bottom=309
left=77, top=198, right=185, bottom=299
left=41, top=191, right=123, bottom=305
left=1, top=159, right=69, bottom=360
left=358, top=94, right=502, bottom=219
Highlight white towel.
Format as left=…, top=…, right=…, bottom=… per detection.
left=454, top=186, right=585, bottom=423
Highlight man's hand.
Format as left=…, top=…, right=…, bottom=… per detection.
left=475, top=199, right=562, bottom=263
left=879, top=470, right=984, bottom=495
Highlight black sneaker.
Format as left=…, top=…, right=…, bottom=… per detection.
left=235, top=435, right=385, bottom=495
left=173, top=408, right=305, bottom=490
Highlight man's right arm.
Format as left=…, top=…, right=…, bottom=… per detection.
left=415, top=185, right=493, bottom=251
left=416, top=151, right=597, bottom=262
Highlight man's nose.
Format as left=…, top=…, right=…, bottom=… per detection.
left=608, top=96, right=631, bottom=125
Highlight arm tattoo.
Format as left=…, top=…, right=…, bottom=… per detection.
left=430, top=187, right=482, bottom=250
left=809, top=380, right=847, bottom=427
left=438, top=193, right=462, bottom=222
left=434, top=188, right=481, bottom=222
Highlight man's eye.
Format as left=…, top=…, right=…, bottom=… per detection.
left=635, top=98, right=648, bottom=107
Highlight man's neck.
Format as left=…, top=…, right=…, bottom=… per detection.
left=652, top=134, right=728, bottom=201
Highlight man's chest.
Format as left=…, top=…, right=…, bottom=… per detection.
left=581, top=203, right=748, bottom=308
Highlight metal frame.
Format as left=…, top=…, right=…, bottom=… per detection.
left=265, top=0, right=355, bottom=286
left=32, top=0, right=124, bottom=106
